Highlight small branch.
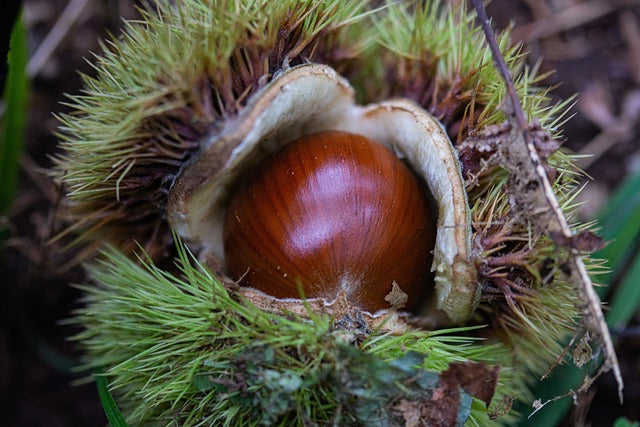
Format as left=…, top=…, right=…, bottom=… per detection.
left=471, top=0, right=624, bottom=403
left=27, top=0, right=91, bottom=78
left=540, top=325, right=585, bottom=381
left=472, top=0, right=527, bottom=129
left=513, top=0, right=640, bottom=43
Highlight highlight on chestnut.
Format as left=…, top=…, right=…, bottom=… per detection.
left=223, top=131, right=437, bottom=313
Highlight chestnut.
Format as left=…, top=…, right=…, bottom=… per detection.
left=223, top=131, right=436, bottom=312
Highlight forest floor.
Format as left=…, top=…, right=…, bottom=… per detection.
left=1, top=0, right=638, bottom=425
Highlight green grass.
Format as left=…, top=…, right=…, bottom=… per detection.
left=598, top=169, right=640, bottom=328
left=96, top=372, right=129, bottom=427
left=0, top=11, right=28, bottom=217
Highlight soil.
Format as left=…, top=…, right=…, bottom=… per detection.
left=1, top=0, right=638, bottom=425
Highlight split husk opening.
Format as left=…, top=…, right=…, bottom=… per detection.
left=168, top=63, right=477, bottom=325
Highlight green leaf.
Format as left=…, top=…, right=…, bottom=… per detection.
left=613, top=417, right=640, bottom=427
left=96, top=373, right=128, bottom=427
left=607, top=251, right=640, bottom=329
left=595, top=169, right=640, bottom=291
left=0, top=11, right=28, bottom=214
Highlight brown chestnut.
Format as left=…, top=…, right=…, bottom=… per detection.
left=223, top=131, right=436, bottom=312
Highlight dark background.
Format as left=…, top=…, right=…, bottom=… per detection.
left=1, top=0, right=638, bottom=425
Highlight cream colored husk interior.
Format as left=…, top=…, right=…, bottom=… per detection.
left=168, top=64, right=478, bottom=324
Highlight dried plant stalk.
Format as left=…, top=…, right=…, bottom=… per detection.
left=471, top=0, right=623, bottom=404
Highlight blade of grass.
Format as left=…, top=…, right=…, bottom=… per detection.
left=607, top=251, right=640, bottom=329
left=0, top=11, right=28, bottom=215
left=96, top=372, right=128, bottom=427
left=595, top=169, right=640, bottom=290
left=597, top=168, right=640, bottom=330
left=520, top=169, right=640, bottom=426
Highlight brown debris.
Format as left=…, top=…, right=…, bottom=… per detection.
left=443, top=362, right=501, bottom=407
left=572, top=333, right=594, bottom=368
left=499, top=115, right=623, bottom=400
left=385, top=281, right=409, bottom=309
left=393, top=361, right=501, bottom=427
left=489, top=395, right=514, bottom=420
left=457, top=122, right=511, bottom=183
left=460, top=120, right=561, bottom=185
left=550, top=230, right=607, bottom=253
left=394, top=399, right=424, bottom=427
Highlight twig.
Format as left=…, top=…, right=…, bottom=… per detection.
left=577, top=127, right=631, bottom=169
left=27, top=0, right=91, bottom=78
left=512, top=0, right=640, bottom=43
left=620, top=11, right=640, bottom=85
left=473, top=2, right=526, bottom=128
left=529, top=361, right=611, bottom=419
left=578, top=88, right=640, bottom=169
left=472, top=0, right=624, bottom=403
left=539, top=325, right=585, bottom=381
left=20, top=154, right=58, bottom=204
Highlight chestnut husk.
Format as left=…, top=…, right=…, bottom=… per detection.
left=168, top=63, right=478, bottom=326
left=51, top=1, right=592, bottom=424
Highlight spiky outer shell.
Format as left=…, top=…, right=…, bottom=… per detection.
left=54, top=0, right=589, bottom=425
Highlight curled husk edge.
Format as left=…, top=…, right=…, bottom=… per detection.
left=168, top=63, right=477, bottom=326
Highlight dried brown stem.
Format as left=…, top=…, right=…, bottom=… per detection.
left=473, top=1, right=527, bottom=128
left=472, top=0, right=623, bottom=403
left=540, top=326, right=585, bottom=381
left=27, top=0, right=91, bottom=78
left=513, top=0, right=640, bottom=43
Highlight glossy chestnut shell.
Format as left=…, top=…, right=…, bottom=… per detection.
left=224, top=131, right=436, bottom=312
